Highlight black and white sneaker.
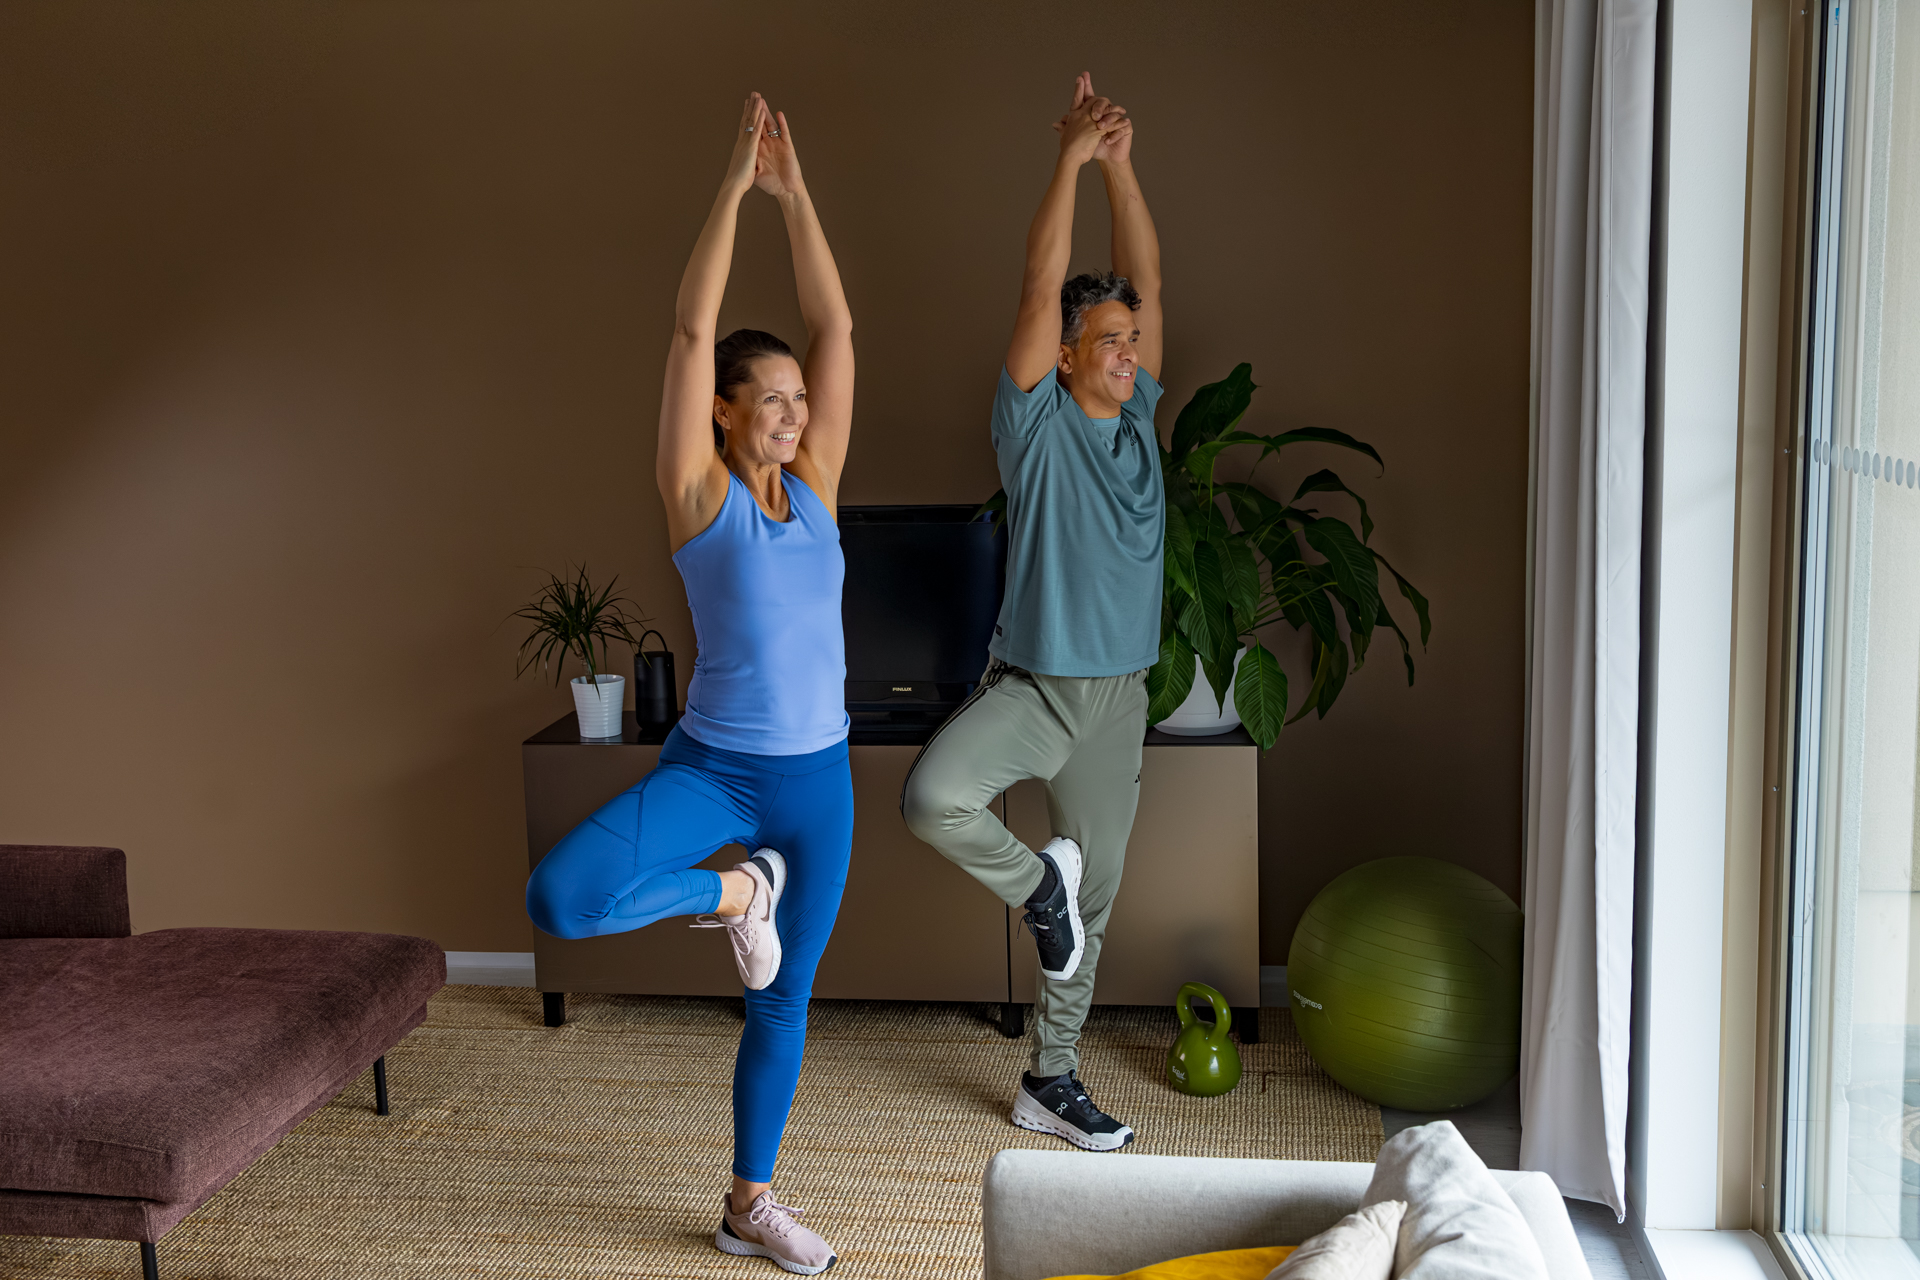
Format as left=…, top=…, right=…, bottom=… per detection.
left=1011, top=1070, right=1135, bottom=1152
left=1022, top=837, right=1084, bottom=981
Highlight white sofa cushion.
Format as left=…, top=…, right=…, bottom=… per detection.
left=1268, top=1199, right=1405, bottom=1278
left=1362, top=1121, right=1549, bottom=1280
left=1497, top=1170, right=1594, bottom=1280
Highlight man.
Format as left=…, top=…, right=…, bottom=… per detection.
left=903, top=72, right=1163, bottom=1152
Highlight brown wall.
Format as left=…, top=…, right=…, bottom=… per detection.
left=0, top=2, right=1533, bottom=961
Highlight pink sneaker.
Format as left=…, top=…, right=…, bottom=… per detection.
left=692, top=849, right=785, bottom=991
left=714, top=1189, right=838, bottom=1274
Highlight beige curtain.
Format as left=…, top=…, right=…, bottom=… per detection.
left=1522, top=0, right=1657, bottom=1218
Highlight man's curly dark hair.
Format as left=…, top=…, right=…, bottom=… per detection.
left=1060, top=271, right=1141, bottom=346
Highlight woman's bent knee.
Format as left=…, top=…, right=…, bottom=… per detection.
left=526, top=878, right=595, bottom=941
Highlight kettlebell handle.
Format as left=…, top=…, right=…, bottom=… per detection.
left=1174, top=981, right=1233, bottom=1043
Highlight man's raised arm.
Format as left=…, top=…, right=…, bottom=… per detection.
left=1089, top=77, right=1161, bottom=382
left=1005, top=74, right=1131, bottom=392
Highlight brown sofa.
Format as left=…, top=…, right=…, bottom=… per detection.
left=0, top=845, right=445, bottom=1278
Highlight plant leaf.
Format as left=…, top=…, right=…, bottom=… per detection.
left=1164, top=506, right=1197, bottom=596
left=1261, top=426, right=1385, bottom=471
left=1188, top=500, right=1233, bottom=547
left=1375, top=598, right=1417, bottom=685
left=1256, top=520, right=1307, bottom=574
left=1373, top=550, right=1432, bottom=646
left=1219, top=535, right=1261, bottom=619
left=1180, top=541, right=1234, bottom=663
left=1294, top=575, right=1341, bottom=652
left=1161, top=456, right=1201, bottom=515
left=1216, top=480, right=1288, bottom=536
left=1183, top=430, right=1280, bottom=488
left=974, top=489, right=1008, bottom=536
left=1293, top=469, right=1374, bottom=542
left=1314, top=638, right=1350, bottom=717
left=1234, top=643, right=1288, bottom=749
left=1205, top=637, right=1236, bottom=717
left=1286, top=642, right=1336, bottom=725
left=1328, top=585, right=1374, bottom=669
left=1302, top=519, right=1381, bottom=622
left=511, top=564, right=650, bottom=689
left=1170, top=363, right=1257, bottom=462
left=1146, top=630, right=1197, bottom=724
left=1286, top=639, right=1350, bottom=724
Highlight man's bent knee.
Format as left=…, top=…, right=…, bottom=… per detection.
left=901, top=767, right=982, bottom=846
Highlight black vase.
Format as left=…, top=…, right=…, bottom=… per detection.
left=635, top=648, right=677, bottom=729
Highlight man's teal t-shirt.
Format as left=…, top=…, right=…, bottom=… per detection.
left=989, top=366, right=1165, bottom=677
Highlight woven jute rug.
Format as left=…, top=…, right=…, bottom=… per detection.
left=4, top=987, right=1382, bottom=1279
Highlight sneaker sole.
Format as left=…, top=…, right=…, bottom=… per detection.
left=713, top=1223, right=837, bottom=1274
left=1010, top=1087, right=1135, bottom=1152
left=745, top=849, right=786, bottom=992
left=1038, top=839, right=1085, bottom=983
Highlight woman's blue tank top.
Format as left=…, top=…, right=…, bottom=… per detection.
left=672, top=469, right=848, bottom=756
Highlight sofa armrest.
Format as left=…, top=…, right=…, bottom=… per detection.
left=0, top=845, right=131, bottom=938
left=1492, top=1170, right=1594, bottom=1280
left=979, top=1151, right=1594, bottom=1280
left=982, top=1150, right=1373, bottom=1280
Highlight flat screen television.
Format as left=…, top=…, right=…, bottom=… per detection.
left=839, top=504, right=1006, bottom=727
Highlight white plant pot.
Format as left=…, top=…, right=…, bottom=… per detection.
left=1156, top=647, right=1246, bottom=737
left=571, top=674, right=626, bottom=740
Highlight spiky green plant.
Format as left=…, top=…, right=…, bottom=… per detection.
left=511, top=565, right=649, bottom=699
left=980, top=363, right=1430, bottom=749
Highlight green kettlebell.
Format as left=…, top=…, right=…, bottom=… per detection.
left=1166, top=982, right=1242, bottom=1097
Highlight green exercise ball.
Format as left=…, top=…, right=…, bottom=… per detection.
left=1286, top=856, right=1521, bottom=1112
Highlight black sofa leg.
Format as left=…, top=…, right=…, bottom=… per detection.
left=373, top=1055, right=390, bottom=1116
left=1235, top=1007, right=1260, bottom=1045
left=140, top=1241, right=158, bottom=1280
left=543, top=991, right=566, bottom=1027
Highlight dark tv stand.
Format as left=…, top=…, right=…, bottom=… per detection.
left=846, top=705, right=959, bottom=745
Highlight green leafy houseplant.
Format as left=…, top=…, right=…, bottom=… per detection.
left=512, top=564, right=649, bottom=699
left=983, top=364, right=1430, bottom=749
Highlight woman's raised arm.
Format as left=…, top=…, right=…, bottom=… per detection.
left=657, top=94, right=771, bottom=546
left=753, top=110, right=854, bottom=507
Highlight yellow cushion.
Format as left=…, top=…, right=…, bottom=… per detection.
left=1045, top=1244, right=1296, bottom=1280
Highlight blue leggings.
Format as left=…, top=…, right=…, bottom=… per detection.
left=525, top=726, right=853, bottom=1182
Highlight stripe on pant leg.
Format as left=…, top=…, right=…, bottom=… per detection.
left=898, top=658, right=1017, bottom=811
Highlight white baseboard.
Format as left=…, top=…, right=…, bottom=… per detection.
left=1261, top=964, right=1287, bottom=1009
left=451, top=957, right=1276, bottom=998
left=445, top=951, right=535, bottom=987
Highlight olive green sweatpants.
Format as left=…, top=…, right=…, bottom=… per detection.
left=900, top=659, right=1148, bottom=1077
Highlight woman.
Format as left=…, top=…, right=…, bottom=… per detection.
left=526, top=92, right=853, bottom=1276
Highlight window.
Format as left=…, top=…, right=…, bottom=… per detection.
left=1781, top=0, right=1920, bottom=1274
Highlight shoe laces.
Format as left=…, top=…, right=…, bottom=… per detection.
left=692, top=910, right=760, bottom=961
left=694, top=864, right=765, bottom=948
left=746, top=1195, right=804, bottom=1238
left=1061, top=1072, right=1108, bottom=1118
left=691, top=880, right=761, bottom=961
left=1021, top=909, right=1053, bottom=940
